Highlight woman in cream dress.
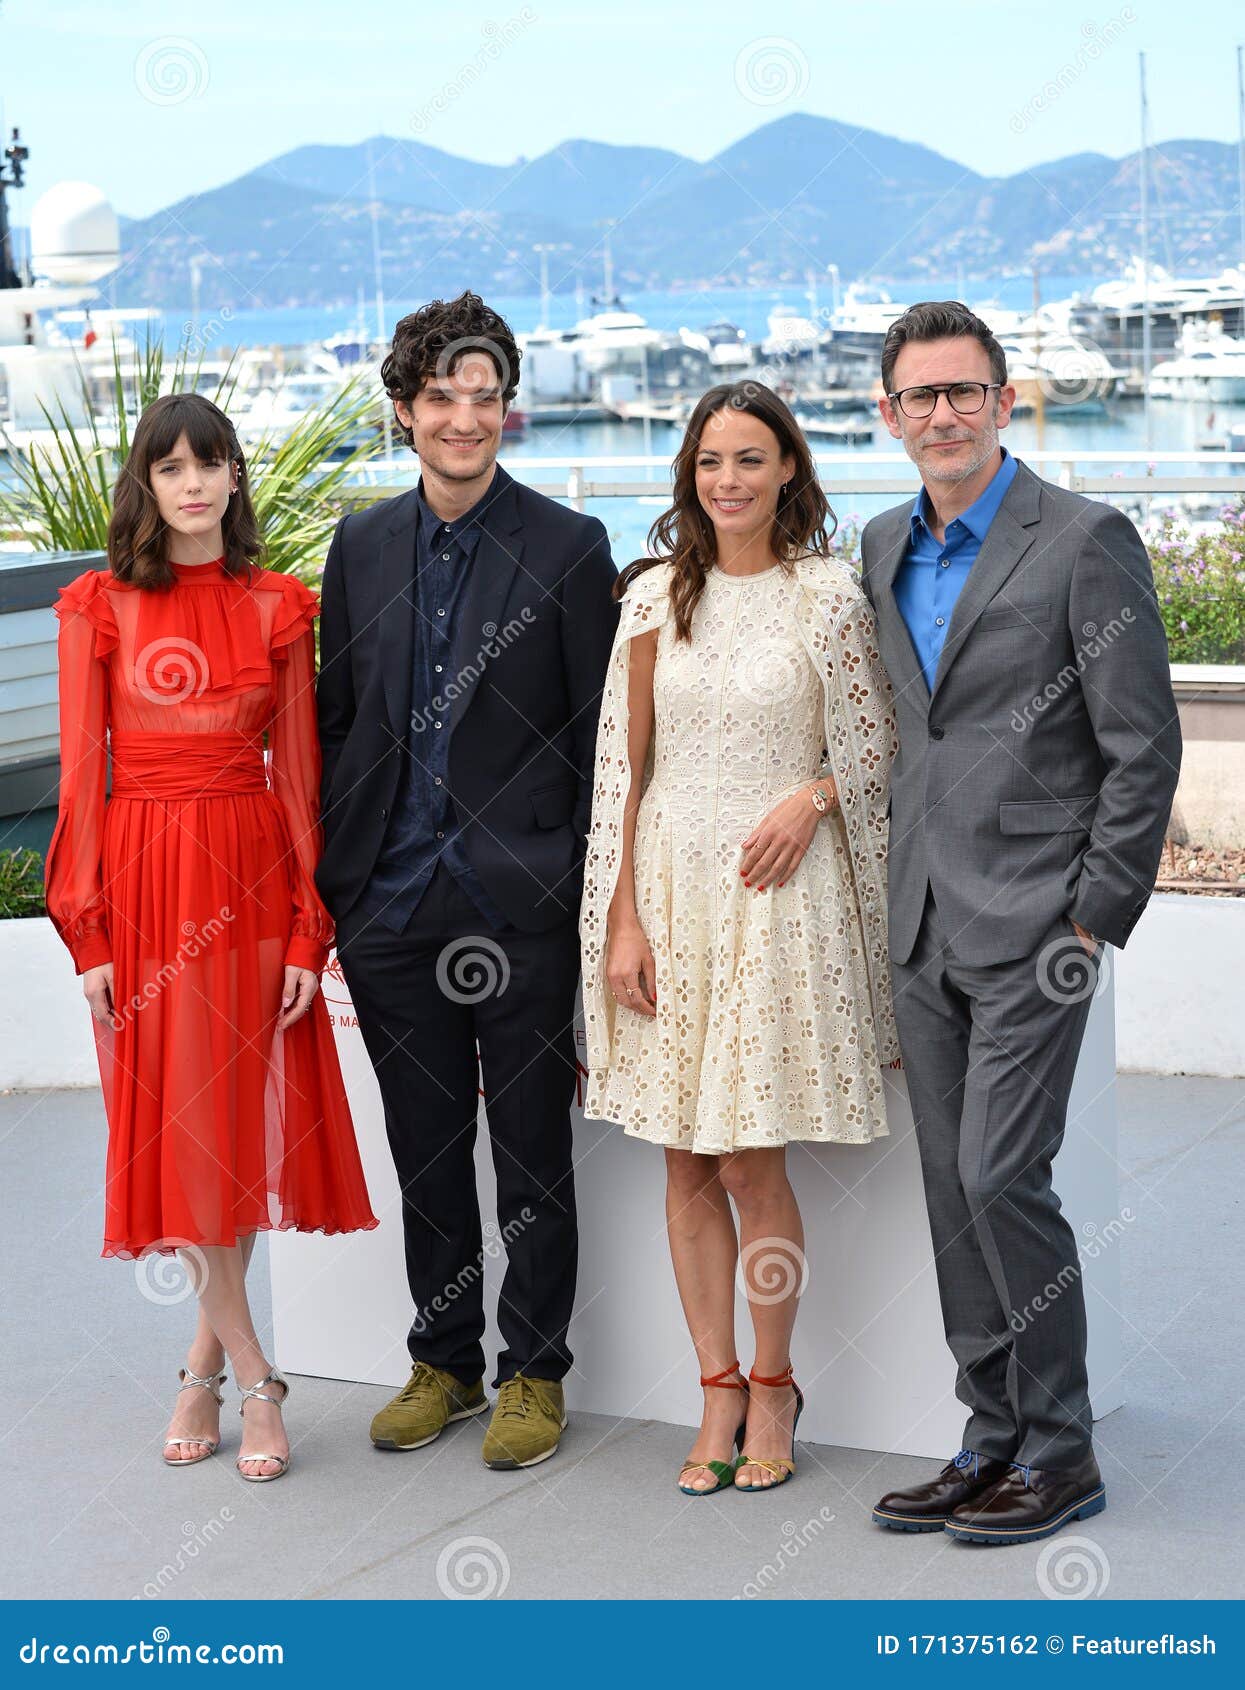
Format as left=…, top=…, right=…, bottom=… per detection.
left=579, top=383, right=897, bottom=1494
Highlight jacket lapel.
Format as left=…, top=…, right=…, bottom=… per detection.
left=446, top=466, right=524, bottom=747
left=873, top=499, right=931, bottom=709
left=928, top=458, right=1042, bottom=704
left=378, top=487, right=422, bottom=739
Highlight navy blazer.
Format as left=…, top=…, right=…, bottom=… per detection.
left=315, top=462, right=621, bottom=932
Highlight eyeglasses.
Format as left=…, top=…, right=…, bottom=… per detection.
left=887, top=381, right=1001, bottom=419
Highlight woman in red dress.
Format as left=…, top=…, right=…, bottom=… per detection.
left=45, top=392, right=378, bottom=1482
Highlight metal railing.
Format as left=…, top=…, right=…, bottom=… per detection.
left=341, top=450, right=1245, bottom=508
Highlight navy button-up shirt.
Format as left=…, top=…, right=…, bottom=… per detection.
left=894, top=446, right=1017, bottom=692
left=358, top=474, right=510, bottom=934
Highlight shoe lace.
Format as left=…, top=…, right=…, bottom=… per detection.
left=397, top=1363, right=444, bottom=1405
left=1008, top=1460, right=1033, bottom=1487
left=495, top=1375, right=539, bottom=1421
left=952, top=1448, right=982, bottom=1478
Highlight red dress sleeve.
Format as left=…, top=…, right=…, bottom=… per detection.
left=268, top=576, right=334, bottom=974
left=44, top=572, right=115, bottom=973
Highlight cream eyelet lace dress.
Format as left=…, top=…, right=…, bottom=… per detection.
left=579, top=555, right=899, bottom=1154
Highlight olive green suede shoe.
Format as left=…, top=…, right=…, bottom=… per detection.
left=370, top=1362, right=488, bottom=1451
left=481, top=1373, right=567, bottom=1469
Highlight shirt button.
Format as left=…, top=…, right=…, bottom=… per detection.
left=442, top=552, right=451, bottom=561
left=935, top=616, right=945, bottom=627
left=435, top=830, right=444, bottom=839
left=434, top=721, right=442, bottom=729
left=940, top=559, right=950, bottom=568
left=437, top=608, right=445, bottom=616
left=434, top=664, right=443, bottom=672
left=434, top=777, right=442, bottom=786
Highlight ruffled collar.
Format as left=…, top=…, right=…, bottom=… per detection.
left=133, top=557, right=271, bottom=700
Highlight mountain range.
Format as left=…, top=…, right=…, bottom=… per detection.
left=98, top=113, right=1244, bottom=310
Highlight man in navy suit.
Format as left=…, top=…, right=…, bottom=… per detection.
left=316, top=292, right=619, bottom=1469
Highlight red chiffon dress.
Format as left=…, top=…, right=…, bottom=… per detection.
left=44, top=556, right=379, bottom=1260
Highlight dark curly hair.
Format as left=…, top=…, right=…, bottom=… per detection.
left=616, top=382, right=836, bottom=641
left=380, top=290, right=522, bottom=450
left=107, top=393, right=262, bottom=590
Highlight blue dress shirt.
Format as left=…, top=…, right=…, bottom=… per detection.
left=893, top=447, right=1018, bottom=693
left=358, top=475, right=511, bottom=934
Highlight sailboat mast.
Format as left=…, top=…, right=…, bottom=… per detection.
left=1139, top=51, right=1152, bottom=450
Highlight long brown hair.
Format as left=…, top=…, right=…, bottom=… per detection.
left=107, top=393, right=263, bottom=589
left=616, top=382, right=836, bottom=640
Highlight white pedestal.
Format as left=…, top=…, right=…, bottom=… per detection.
left=270, top=956, right=1124, bottom=1458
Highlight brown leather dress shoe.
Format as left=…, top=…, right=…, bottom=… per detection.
left=945, top=1451, right=1105, bottom=1545
left=872, top=1450, right=1014, bottom=1532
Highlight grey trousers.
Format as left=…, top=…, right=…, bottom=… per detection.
left=892, top=886, right=1097, bottom=1469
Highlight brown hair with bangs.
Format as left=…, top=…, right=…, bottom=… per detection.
left=107, top=392, right=263, bottom=589
left=616, top=382, right=836, bottom=641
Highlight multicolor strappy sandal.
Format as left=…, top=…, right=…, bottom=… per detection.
left=678, top=1361, right=749, bottom=1497
left=735, top=1363, right=805, bottom=1491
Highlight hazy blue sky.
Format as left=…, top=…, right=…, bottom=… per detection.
left=1, top=0, right=1241, bottom=219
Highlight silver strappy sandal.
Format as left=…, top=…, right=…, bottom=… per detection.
left=235, top=1365, right=291, bottom=1482
left=163, top=1365, right=228, bottom=1466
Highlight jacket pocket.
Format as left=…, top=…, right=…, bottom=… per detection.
left=979, top=601, right=1052, bottom=630
left=530, top=779, right=577, bottom=829
left=998, top=794, right=1097, bottom=834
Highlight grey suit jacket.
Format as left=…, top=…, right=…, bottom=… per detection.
left=860, top=457, right=1181, bottom=966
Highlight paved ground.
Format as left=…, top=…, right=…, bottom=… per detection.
left=1, top=1073, right=1240, bottom=1601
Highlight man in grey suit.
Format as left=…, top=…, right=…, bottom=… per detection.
left=862, top=302, right=1180, bottom=1546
